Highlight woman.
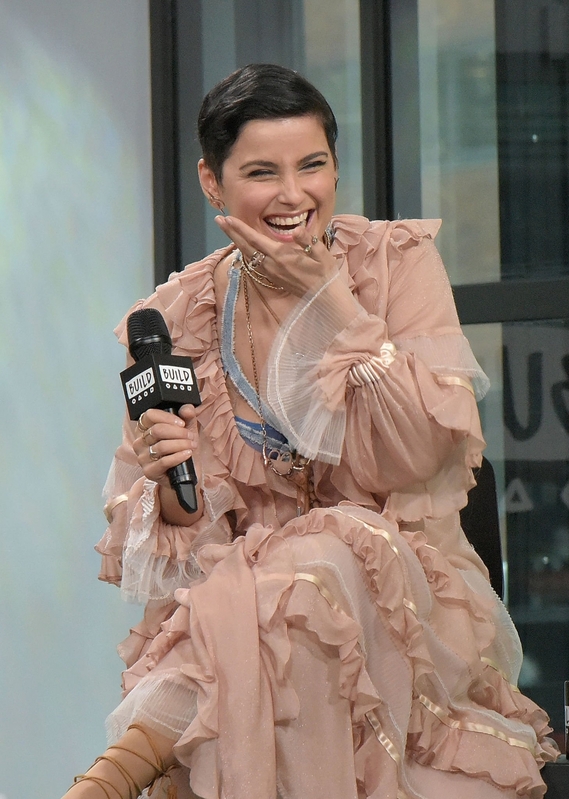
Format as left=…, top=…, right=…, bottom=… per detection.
left=64, top=64, right=557, bottom=799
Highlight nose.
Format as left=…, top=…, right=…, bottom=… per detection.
left=277, top=172, right=305, bottom=206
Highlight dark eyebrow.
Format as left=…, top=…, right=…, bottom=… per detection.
left=239, top=151, right=329, bottom=172
left=299, top=151, right=329, bottom=164
left=239, top=159, right=278, bottom=171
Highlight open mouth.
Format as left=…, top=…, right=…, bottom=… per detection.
left=265, top=210, right=312, bottom=235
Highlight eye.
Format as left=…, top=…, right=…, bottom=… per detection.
left=302, top=159, right=327, bottom=171
left=247, top=168, right=274, bottom=178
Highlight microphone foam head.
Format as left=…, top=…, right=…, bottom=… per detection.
left=127, top=308, right=172, bottom=360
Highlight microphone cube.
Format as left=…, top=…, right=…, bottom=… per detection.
left=120, top=354, right=201, bottom=420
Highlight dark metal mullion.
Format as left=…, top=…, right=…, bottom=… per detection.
left=453, top=279, right=569, bottom=325
left=174, top=0, right=205, bottom=268
left=360, top=0, right=393, bottom=221
left=149, top=0, right=181, bottom=285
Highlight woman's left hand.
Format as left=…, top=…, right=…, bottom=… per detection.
left=215, top=215, right=337, bottom=296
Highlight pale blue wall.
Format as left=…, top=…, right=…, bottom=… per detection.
left=0, top=1, right=154, bottom=796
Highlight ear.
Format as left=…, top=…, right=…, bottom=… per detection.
left=198, top=159, right=222, bottom=206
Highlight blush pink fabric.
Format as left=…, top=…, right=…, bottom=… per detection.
left=98, top=217, right=558, bottom=799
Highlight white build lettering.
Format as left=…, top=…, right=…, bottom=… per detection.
left=159, top=364, right=194, bottom=386
left=125, top=367, right=155, bottom=399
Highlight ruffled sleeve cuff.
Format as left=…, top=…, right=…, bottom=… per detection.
left=265, top=271, right=364, bottom=464
left=394, top=332, right=490, bottom=401
left=96, top=460, right=236, bottom=605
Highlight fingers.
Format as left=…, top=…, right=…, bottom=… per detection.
left=217, top=214, right=324, bottom=259
left=137, top=408, right=186, bottom=430
left=291, top=230, right=321, bottom=259
left=215, top=214, right=337, bottom=296
left=133, top=407, right=198, bottom=484
left=217, top=214, right=327, bottom=264
left=145, top=438, right=194, bottom=472
left=178, top=404, right=199, bottom=423
left=215, top=215, right=279, bottom=261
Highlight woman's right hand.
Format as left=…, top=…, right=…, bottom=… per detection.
left=132, top=405, right=204, bottom=525
left=132, top=405, right=198, bottom=486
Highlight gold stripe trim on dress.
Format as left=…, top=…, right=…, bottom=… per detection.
left=329, top=508, right=421, bottom=614
left=418, top=694, right=536, bottom=753
left=103, top=494, right=129, bottom=524
left=435, top=375, right=475, bottom=396
left=293, top=573, right=343, bottom=614
left=480, top=657, right=521, bottom=693
left=403, top=598, right=418, bottom=616
left=365, top=711, right=409, bottom=799
left=365, top=710, right=402, bottom=765
left=330, top=508, right=400, bottom=556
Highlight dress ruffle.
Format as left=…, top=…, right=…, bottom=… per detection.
left=117, top=508, right=556, bottom=799
left=331, top=215, right=442, bottom=318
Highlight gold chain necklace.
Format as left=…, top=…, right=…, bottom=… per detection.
left=247, top=269, right=282, bottom=326
left=239, top=251, right=284, bottom=291
left=240, top=269, right=313, bottom=515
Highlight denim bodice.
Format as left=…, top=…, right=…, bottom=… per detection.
left=220, top=260, right=292, bottom=457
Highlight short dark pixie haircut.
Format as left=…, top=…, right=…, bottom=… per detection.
left=198, top=63, right=338, bottom=182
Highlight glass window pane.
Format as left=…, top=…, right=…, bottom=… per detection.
left=465, top=320, right=569, bottom=737
left=496, top=0, right=569, bottom=280
left=303, top=0, right=363, bottom=216
left=390, top=0, right=569, bottom=285
left=390, top=0, right=501, bottom=285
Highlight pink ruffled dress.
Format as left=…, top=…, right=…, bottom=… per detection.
left=97, top=216, right=558, bottom=799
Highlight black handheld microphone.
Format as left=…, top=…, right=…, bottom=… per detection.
left=120, top=307, right=201, bottom=514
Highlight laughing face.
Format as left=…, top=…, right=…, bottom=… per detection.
left=198, top=115, right=338, bottom=243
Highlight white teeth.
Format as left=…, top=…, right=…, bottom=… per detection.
left=267, top=211, right=309, bottom=227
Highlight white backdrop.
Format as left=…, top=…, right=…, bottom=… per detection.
left=0, top=1, right=154, bottom=796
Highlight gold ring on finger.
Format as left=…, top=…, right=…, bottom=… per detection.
left=137, top=411, right=150, bottom=432
left=142, top=427, right=155, bottom=444
left=303, top=243, right=312, bottom=254
left=250, top=250, right=266, bottom=268
left=149, top=445, right=160, bottom=462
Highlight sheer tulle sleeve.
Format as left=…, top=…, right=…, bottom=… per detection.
left=96, top=414, right=236, bottom=605
left=265, top=217, right=488, bottom=521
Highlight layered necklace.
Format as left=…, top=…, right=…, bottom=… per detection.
left=240, top=250, right=285, bottom=292
left=237, top=254, right=314, bottom=516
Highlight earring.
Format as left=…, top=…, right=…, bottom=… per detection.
left=334, top=177, right=339, bottom=191
left=207, top=192, right=226, bottom=215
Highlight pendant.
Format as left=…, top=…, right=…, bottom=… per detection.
left=262, top=445, right=313, bottom=515
left=263, top=445, right=296, bottom=476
